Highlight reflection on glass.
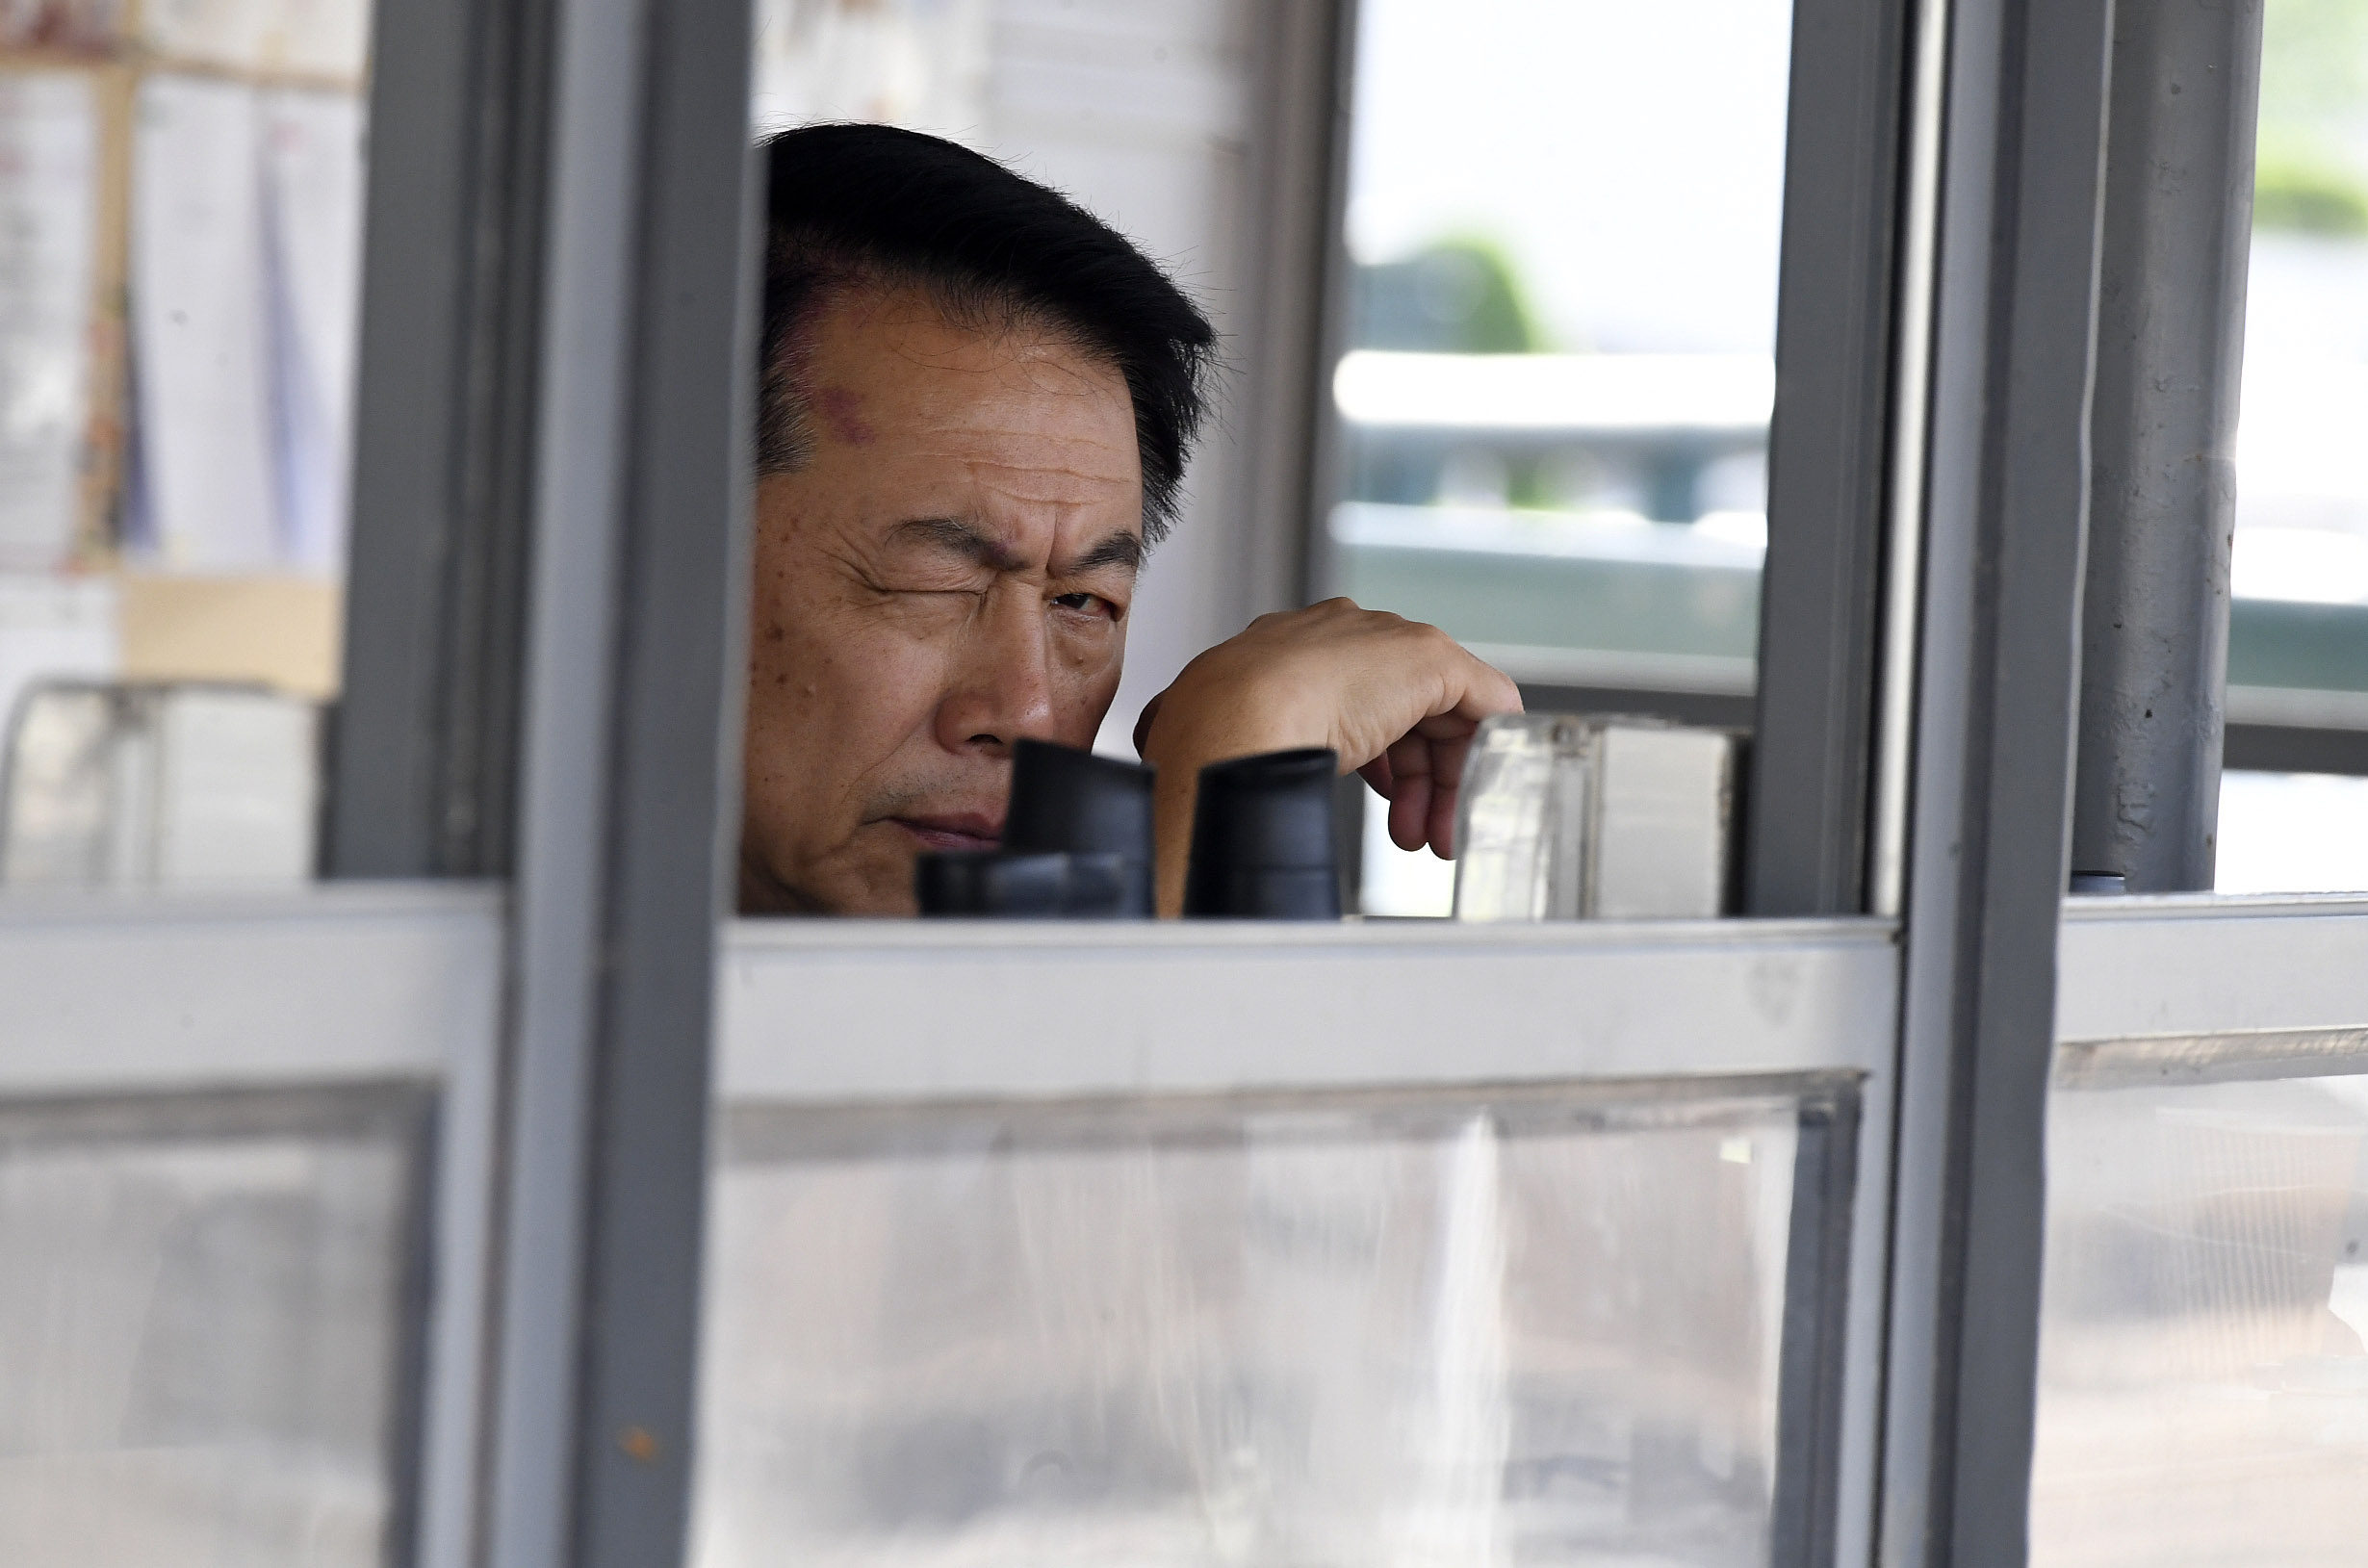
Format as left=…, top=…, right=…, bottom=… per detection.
left=2032, top=1052, right=2368, bottom=1567
left=696, top=1089, right=1807, bottom=1568
left=0, top=1087, right=427, bottom=1566
left=1333, top=0, right=1791, bottom=912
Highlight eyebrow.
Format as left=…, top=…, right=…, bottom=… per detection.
left=1061, top=529, right=1145, bottom=578
left=890, top=517, right=1029, bottom=573
left=889, top=517, right=1144, bottom=578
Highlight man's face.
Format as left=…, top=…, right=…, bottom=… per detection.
left=740, top=285, right=1145, bottom=914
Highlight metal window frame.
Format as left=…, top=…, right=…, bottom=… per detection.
left=717, top=918, right=1897, bottom=1099
left=1234, top=0, right=1355, bottom=624
left=2057, top=893, right=2368, bottom=1042
left=329, top=0, right=555, bottom=878
left=1878, top=2, right=2117, bottom=1566
left=2225, top=705, right=2368, bottom=777
left=471, top=1, right=756, bottom=1567
left=1294, top=0, right=1367, bottom=613
left=1747, top=0, right=1918, bottom=918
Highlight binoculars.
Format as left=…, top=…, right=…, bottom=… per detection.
left=914, top=738, right=1341, bottom=919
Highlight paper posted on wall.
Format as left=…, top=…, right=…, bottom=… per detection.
left=262, top=88, right=364, bottom=575
left=138, top=0, right=371, bottom=84
left=0, top=71, right=100, bottom=574
left=126, top=73, right=367, bottom=576
left=128, top=72, right=278, bottom=572
left=138, top=0, right=268, bottom=70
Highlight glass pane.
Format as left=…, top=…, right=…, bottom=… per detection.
left=2221, top=1, right=2368, bottom=877
left=695, top=1085, right=1819, bottom=1568
left=2215, top=769, right=2368, bottom=892
left=0, top=1085, right=430, bottom=1566
left=0, top=7, right=371, bottom=887
left=2032, top=1046, right=2368, bottom=1566
left=1330, top=0, right=1791, bottom=913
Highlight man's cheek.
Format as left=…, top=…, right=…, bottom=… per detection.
left=816, top=628, right=962, bottom=758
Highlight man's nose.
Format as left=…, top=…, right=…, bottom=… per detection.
left=934, top=591, right=1060, bottom=756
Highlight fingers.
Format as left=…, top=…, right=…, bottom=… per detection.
left=1375, top=723, right=1484, bottom=858
left=1144, top=603, right=1520, bottom=868
left=1415, top=649, right=1514, bottom=859
left=1439, top=645, right=1524, bottom=728
left=1383, top=731, right=1434, bottom=853
left=1428, top=729, right=1471, bottom=855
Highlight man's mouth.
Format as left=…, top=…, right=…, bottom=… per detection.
left=888, top=813, right=1002, bottom=853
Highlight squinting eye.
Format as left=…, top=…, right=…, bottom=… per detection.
left=1053, top=592, right=1115, bottom=619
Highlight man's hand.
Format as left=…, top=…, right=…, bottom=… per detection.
left=1134, top=599, right=1523, bottom=914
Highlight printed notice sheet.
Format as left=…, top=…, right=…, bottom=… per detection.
left=0, top=72, right=99, bottom=573
left=262, top=88, right=364, bottom=574
left=130, top=72, right=278, bottom=571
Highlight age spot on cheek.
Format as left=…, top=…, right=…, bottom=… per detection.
left=814, top=386, right=875, bottom=447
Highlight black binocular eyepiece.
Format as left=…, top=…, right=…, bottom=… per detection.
left=1181, top=746, right=1341, bottom=919
left=914, top=739, right=1155, bottom=918
left=914, top=738, right=1343, bottom=920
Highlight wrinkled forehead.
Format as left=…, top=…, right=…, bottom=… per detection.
left=791, top=284, right=1145, bottom=548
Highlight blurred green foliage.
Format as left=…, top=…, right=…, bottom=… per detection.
left=2255, top=0, right=2368, bottom=233
left=1351, top=239, right=1541, bottom=353
left=2255, top=148, right=2368, bottom=234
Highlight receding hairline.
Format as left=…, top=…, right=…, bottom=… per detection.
left=758, top=260, right=1144, bottom=488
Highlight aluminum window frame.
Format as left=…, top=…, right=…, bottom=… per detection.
left=2058, top=894, right=2368, bottom=1043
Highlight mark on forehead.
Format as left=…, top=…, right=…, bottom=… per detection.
left=813, top=386, right=874, bottom=447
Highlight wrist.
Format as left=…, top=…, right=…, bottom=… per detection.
left=1141, top=661, right=1329, bottom=774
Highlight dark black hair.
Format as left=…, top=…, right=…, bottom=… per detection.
left=759, top=123, right=1216, bottom=543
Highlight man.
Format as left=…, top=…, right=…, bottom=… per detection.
left=739, top=123, right=1521, bottom=915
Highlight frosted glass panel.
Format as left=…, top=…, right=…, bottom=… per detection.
left=696, top=1086, right=1829, bottom=1568
left=0, top=1086, right=430, bottom=1567
left=2033, top=1051, right=2368, bottom=1568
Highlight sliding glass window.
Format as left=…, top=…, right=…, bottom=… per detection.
left=1322, top=0, right=1793, bottom=913
left=2218, top=1, right=2368, bottom=891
